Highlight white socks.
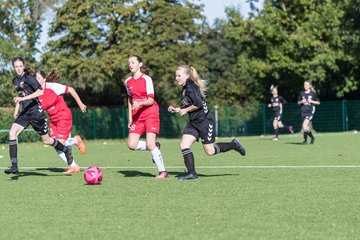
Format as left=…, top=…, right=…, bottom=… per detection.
left=135, top=140, right=147, bottom=151
left=65, top=138, right=78, bottom=147
left=57, top=150, right=77, bottom=167
left=151, top=147, right=166, bottom=172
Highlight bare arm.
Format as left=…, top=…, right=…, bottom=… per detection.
left=13, top=102, right=20, bottom=119
left=127, top=98, right=133, bottom=128
left=168, top=105, right=200, bottom=117
left=13, top=89, right=44, bottom=103
left=131, top=97, right=154, bottom=110
left=68, top=87, right=87, bottom=112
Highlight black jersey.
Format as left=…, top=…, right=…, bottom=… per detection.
left=298, top=91, right=319, bottom=114
left=270, top=95, right=286, bottom=113
left=13, top=73, right=44, bottom=116
left=180, top=79, right=209, bottom=123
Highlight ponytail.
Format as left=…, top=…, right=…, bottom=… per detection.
left=177, top=65, right=207, bottom=98
left=36, top=69, right=61, bottom=83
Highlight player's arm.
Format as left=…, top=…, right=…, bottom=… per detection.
left=297, top=94, right=305, bottom=105
left=309, top=98, right=320, bottom=105
left=13, top=88, right=44, bottom=103
left=68, top=87, right=87, bottom=113
left=132, top=97, right=154, bottom=110
left=178, top=105, right=200, bottom=117
left=13, top=102, right=20, bottom=119
left=127, top=98, right=133, bottom=128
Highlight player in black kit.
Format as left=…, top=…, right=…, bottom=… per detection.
left=268, top=85, right=293, bottom=141
left=297, top=80, right=320, bottom=144
left=168, top=65, right=246, bottom=180
left=6, top=56, right=73, bottom=174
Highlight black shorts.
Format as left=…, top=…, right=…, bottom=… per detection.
left=183, top=113, right=215, bottom=144
left=274, top=112, right=282, bottom=121
left=301, top=111, right=314, bottom=122
left=15, top=109, right=48, bottom=136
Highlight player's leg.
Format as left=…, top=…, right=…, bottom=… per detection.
left=302, top=117, right=311, bottom=144
left=273, top=118, right=279, bottom=141
left=127, top=119, right=146, bottom=151
left=146, top=132, right=168, bottom=179
left=201, top=115, right=246, bottom=156
left=5, top=122, right=25, bottom=174
left=307, top=115, right=315, bottom=144
left=178, top=133, right=198, bottom=180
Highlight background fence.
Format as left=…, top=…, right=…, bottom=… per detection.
left=1, top=100, right=360, bottom=142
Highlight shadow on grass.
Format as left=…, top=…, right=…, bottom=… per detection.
left=119, top=170, right=239, bottom=178
left=8, top=168, right=70, bottom=180
left=285, top=142, right=307, bottom=145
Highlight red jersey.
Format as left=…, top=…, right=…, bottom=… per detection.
left=38, top=82, right=72, bottom=123
left=125, top=74, right=159, bottom=118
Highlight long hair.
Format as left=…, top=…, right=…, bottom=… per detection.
left=177, top=65, right=207, bottom=98
left=270, top=84, right=278, bottom=91
left=305, top=80, right=315, bottom=92
left=36, top=69, right=61, bottom=83
left=130, top=55, right=151, bottom=75
left=11, top=56, right=35, bottom=76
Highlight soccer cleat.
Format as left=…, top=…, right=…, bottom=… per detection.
left=4, top=165, right=19, bottom=175
left=74, top=135, right=86, bottom=154
left=155, top=171, right=169, bottom=179
left=288, top=126, right=294, bottom=134
left=63, top=165, right=80, bottom=174
left=178, top=173, right=198, bottom=180
left=272, top=137, right=279, bottom=141
left=310, top=137, right=315, bottom=144
left=302, top=140, right=308, bottom=145
left=231, top=138, right=246, bottom=156
left=152, top=141, right=161, bottom=163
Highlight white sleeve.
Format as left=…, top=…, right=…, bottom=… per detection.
left=124, top=77, right=132, bottom=96
left=143, top=75, right=154, bottom=97
left=46, top=82, right=68, bottom=96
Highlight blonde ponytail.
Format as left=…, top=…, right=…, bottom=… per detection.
left=177, top=65, right=207, bottom=98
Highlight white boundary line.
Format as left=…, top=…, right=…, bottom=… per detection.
left=2, top=165, right=360, bottom=170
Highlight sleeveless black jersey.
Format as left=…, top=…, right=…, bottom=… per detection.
left=270, top=96, right=286, bottom=113
left=298, top=91, right=319, bottom=114
left=13, top=73, right=44, bottom=117
left=180, top=79, right=209, bottom=123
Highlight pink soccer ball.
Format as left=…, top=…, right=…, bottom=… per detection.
left=84, top=166, right=103, bottom=185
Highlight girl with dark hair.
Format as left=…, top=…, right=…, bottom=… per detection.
left=297, top=80, right=320, bottom=144
left=125, top=55, right=168, bottom=179
left=268, top=85, right=293, bottom=141
left=168, top=65, right=246, bottom=180
left=7, top=56, right=72, bottom=174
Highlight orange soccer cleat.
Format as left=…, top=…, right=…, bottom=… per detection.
left=63, top=165, right=80, bottom=174
left=74, top=135, right=86, bottom=154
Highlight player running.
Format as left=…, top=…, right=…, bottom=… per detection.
left=268, top=85, right=293, bottom=141
left=14, top=68, right=87, bottom=174
left=7, top=56, right=72, bottom=175
left=297, top=80, right=320, bottom=144
left=168, top=65, right=246, bottom=180
left=125, top=55, right=168, bottom=179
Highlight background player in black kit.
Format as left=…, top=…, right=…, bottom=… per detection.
left=168, top=65, right=246, bottom=180
left=297, top=80, right=320, bottom=144
left=268, top=85, right=293, bottom=141
left=6, top=56, right=73, bottom=174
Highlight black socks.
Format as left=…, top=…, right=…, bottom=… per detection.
left=181, top=148, right=196, bottom=174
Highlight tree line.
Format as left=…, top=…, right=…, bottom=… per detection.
left=1, top=0, right=360, bottom=120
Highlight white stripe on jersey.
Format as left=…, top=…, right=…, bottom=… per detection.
left=45, top=82, right=68, bottom=96
left=143, top=74, right=154, bottom=96
left=124, top=76, right=132, bottom=96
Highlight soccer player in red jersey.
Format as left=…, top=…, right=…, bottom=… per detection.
left=15, top=69, right=87, bottom=174
left=8, top=56, right=73, bottom=175
left=125, top=55, right=168, bottom=179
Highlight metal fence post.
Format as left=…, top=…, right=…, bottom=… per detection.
left=342, top=99, right=348, bottom=132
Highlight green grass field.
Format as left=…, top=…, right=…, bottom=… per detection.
left=1, top=132, right=360, bottom=240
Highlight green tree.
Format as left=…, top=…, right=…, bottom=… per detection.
left=42, top=0, right=207, bottom=106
